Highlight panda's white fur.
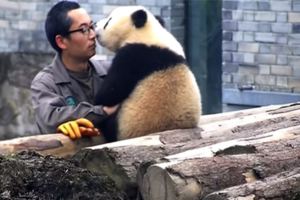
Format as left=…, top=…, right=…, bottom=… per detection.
left=95, top=6, right=201, bottom=141
left=96, top=6, right=185, bottom=57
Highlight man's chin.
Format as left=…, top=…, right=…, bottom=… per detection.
left=88, top=50, right=96, bottom=58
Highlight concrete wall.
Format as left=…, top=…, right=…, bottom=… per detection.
left=0, top=0, right=185, bottom=139
left=222, top=0, right=300, bottom=106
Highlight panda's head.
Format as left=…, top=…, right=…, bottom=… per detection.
left=95, top=6, right=184, bottom=57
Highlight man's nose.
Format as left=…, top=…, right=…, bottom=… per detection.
left=89, top=28, right=96, bottom=39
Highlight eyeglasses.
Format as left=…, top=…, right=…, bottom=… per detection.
left=67, top=22, right=96, bottom=35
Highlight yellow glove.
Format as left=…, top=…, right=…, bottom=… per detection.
left=57, top=118, right=100, bottom=139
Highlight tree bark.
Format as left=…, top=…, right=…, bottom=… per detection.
left=200, top=102, right=300, bottom=138
left=203, top=168, right=300, bottom=200
left=138, top=129, right=300, bottom=200
left=1, top=102, right=300, bottom=199
left=0, top=102, right=299, bottom=157
left=0, top=134, right=104, bottom=158
left=72, top=124, right=300, bottom=199
left=72, top=128, right=203, bottom=199
left=198, top=102, right=289, bottom=125
left=71, top=102, right=300, bottom=198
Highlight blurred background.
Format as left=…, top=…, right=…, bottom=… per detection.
left=0, top=0, right=299, bottom=139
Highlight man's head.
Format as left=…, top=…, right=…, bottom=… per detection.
left=45, top=1, right=80, bottom=53
left=45, top=1, right=96, bottom=59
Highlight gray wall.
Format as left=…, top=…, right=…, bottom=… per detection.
left=222, top=0, right=300, bottom=106
left=0, top=0, right=185, bottom=139
left=0, top=0, right=185, bottom=53
left=3, top=0, right=299, bottom=139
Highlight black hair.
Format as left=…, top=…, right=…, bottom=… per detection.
left=45, top=1, right=80, bottom=53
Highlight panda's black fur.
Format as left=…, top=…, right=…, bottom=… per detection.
left=95, top=44, right=186, bottom=142
left=95, top=6, right=201, bottom=142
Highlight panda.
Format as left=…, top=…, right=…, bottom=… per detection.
left=95, top=6, right=201, bottom=142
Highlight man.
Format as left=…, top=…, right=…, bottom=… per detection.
left=31, top=1, right=117, bottom=139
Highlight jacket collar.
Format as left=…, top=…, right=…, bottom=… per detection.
left=52, top=54, right=71, bottom=84
left=52, top=54, right=108, bottom=84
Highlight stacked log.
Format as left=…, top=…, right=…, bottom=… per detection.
left=72, top=102, right=300, bottom=199
left=1, top=102, right=300, bottom=199
left=203, top=167, right=300, bottom=200
left=139, top=128, right=300, bottom=199
left=0, top=133, right=104, bottom=157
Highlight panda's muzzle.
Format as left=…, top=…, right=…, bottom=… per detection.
left=95, top=26, right=101, bottom=40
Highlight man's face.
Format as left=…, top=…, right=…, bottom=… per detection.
left=64, top=8, right=96, bottom=60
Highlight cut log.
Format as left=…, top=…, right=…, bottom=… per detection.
left=72, top=128, right=203, bottom=199
left=71, top=102, right=300, bottom=198
left=0, top=134, right=104, bottom=157
left=138, top=127, right=300, bottom=200
left=1, top=102, right=300, bottom=199
left=73, top=124, right=300, bottom=199
left=0, top=102, right=299, bottom=157
left=199, top=102, right=300, bottom=125
left=203, top=168, right=300, bottom=200
left=200, top=102, right=300, bottom=138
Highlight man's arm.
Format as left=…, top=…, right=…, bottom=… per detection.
left=31, top=77, right=106, bottom=134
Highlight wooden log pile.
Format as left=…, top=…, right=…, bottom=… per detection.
left=1, top=102, right=300, bottom=199
left=0, top=133, right=105, bottom=157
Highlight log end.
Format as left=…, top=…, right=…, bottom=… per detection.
left=72, top=148, right=138, bottom=199
left=140, top=164, right=202, bottom=200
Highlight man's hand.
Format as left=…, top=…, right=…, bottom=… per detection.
left=57, top=118, right=100, bottom=139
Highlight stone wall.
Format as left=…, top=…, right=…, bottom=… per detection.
left=0, top=0, right=185, bottom=139
left=0, top=53, right=53, bottom=139
left=0, top=0, right=185, bottom=53
left=222, top=0, right=300, bottom=106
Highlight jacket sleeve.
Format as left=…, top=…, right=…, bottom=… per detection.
left=31, top=73, right=107, bottom=134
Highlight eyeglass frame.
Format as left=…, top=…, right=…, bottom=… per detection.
left=67, top=22, right=96, bottom=35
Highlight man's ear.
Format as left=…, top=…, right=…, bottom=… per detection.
left=55, top=35, right=67, bottom=50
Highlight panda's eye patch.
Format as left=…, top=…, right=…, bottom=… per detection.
left=67, top=22, right=96, bottom=35
left=103, top=17, right=112, bottom=30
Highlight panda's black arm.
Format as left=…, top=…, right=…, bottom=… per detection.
left=95, top=44, right=185, bottom=106
left=95, top=64, right=139, bottom=106
left=95, top=45, right=147, bottom=106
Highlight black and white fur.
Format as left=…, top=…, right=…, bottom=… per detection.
left=95, top=6, right=201, bottom=142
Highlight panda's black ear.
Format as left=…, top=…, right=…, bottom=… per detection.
left=131, top=9, right=147, bottom=28
left=155, top=15, right=165, bottom=27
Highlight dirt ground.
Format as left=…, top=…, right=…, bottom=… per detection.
left=0, top=151, right=129, bottom=200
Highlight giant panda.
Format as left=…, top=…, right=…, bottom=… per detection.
left=95, top=6, right=201, bottom=142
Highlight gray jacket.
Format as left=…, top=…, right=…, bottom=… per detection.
left=31, top=54, right=110, bottom=134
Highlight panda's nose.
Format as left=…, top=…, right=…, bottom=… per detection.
left=94, top=25, right=100, bottom=38
left=96, top=33, right=101, bottom=41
